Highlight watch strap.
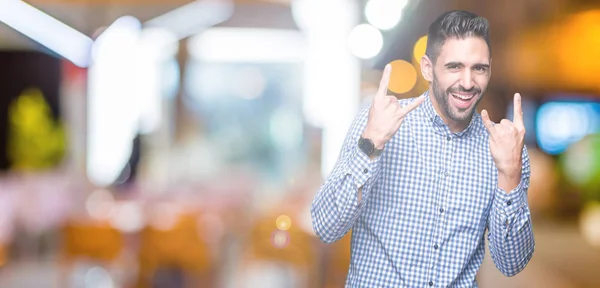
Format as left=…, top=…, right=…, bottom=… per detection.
left=372, top=145, right=383, bottom=157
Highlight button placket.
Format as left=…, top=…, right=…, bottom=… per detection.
left=426, top=133, right=454, bottom=288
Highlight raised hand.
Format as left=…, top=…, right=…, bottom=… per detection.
left=481, top=93, right=526, bottom=178
left=362, top=64, right=426, bottom=149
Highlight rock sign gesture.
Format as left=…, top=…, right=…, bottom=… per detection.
left=362, top=64, right=427, bottom=149
left=481, top=93, right=527, bottom=182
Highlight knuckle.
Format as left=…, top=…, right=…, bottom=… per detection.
left=519, top=127, right=527, bottom=135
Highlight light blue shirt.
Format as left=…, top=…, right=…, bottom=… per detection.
left=311, top=93, right=534, bottom=287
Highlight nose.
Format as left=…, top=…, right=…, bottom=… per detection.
left=460, top=70, right=475, bottom=91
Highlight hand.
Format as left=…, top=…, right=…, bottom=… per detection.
left=481, top=93, right=526, bottom=179
left=362, top=64, right=426, bottom=149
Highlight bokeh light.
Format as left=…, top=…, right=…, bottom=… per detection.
left=364, top=0, right=407, bottom=30
left=387, top=59, right=417, bottom=94
left=84, top=266, right=115, bottom=288
left=275, top=215, right=292, bottom=231
left=109, top=201, right=144, bottom=233
left=348, top=24, right=383, bottom=59
left=537, top=102, right=600, bottom=155
left=271, top=230, right=290, bottom=249
left=561, top=134, right=600, bottom=196
left=412, top=35, right=428, bottom=65
left=85, top=189, right=115, bottom=220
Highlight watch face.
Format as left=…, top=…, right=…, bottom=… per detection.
left=359, top=137, right=374, bottom=156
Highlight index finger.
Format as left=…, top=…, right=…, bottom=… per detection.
left=512, top=93, right=524, bottom=128
left=376, top=64, right=391, bottom=98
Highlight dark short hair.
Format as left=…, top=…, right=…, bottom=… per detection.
left=425, top=10, right=491, bottom=64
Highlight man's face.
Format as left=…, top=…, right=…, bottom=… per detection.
left=424, top=37, right=491, bottom=123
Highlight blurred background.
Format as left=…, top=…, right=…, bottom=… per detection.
left=0, top=0, right=599, bottom=287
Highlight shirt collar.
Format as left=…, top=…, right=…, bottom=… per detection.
left=419, top=91, right=481, bottom=138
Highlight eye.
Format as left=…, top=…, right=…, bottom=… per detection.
left=447, top=64, right=460, bottom=70
left=474, top=66, right=488, bottom=73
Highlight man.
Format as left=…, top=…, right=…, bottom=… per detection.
left=310, top=10, right=534, bottom=287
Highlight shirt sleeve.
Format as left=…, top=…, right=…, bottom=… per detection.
left=310, top=106, right=383, bottom=244
left=487, top=146, right=535, bottom=277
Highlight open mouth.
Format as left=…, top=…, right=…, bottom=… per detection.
left=450, top=92, right=477, bottom=109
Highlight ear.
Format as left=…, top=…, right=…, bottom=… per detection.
left=421, top=55, right=433, bottom=82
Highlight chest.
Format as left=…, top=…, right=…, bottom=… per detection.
left=369, top=121, right=497, bottom=226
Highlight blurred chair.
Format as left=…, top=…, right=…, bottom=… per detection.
left=59, top=220, right=124, bottom=287
left=236, top=211, right=319, bottom=288
left=136, top=211, right=214, bottom=288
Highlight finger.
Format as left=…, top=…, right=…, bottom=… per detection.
left=384, top=95, right=397, bottom=103
left=481, top=109, right=496, bottom=134
left=500, top=119, right=514, bottom=131
left=512, top=93, right=524, bottom=128
left=376, top=64, right=392, bottom=99
left=385, top=95, right=399, bottom=109
left=399, top=95, right=426, bottom=116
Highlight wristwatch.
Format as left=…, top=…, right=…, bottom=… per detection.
left=358, top=136, right=383, bottom=157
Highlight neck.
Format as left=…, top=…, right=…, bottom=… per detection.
left=427, top=88, right=471, bottom=133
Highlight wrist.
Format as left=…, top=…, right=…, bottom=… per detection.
left=361, top=129, right=386, bottom=149
left=497, top=164, right=521, bottom=179
left=497, top=169, right=521, bottom=193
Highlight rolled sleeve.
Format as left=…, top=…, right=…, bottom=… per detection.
left=493, top=180, right=527, bottom=219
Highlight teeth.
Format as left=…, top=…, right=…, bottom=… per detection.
left=452, top=93, right=473, bottom=100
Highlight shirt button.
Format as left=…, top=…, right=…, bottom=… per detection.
left=429, top=281, right=434, bottom=286
left=363, top=168, right=368, bottom=174
left=434, top=244, right=439, bottom=249
left=446, top=136, right=451, bottom=141
left=507, top=200, right=512, bottom=206
left=444, top=172, right=449, bottom=177
left=439, top=208, right=444, bottom=213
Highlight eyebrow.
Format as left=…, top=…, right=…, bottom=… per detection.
left=444, top=62, right=490, bottom=69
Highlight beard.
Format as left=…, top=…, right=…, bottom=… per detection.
left=431, top=72, right=484, bottom=123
